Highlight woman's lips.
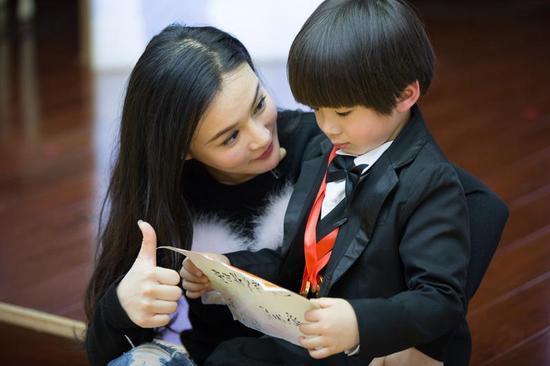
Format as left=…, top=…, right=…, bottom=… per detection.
left=256, top=142, right=274, bottom=160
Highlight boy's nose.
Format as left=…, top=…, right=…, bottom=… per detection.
left=318, top=118, right=341, bottom=137
left=315, top=110, right=341, bottom=137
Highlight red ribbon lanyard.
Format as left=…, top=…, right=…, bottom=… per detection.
left=301, top=147, right=339, bottom=297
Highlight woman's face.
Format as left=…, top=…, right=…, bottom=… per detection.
left=188, top=64, right=280, bottom=184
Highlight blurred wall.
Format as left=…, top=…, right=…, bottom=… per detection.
left=90, top=0, right=322, bottom=71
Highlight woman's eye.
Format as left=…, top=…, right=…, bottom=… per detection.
left=254, top=96, right=266, bottom=114
left=222, top=130, right=239, bottom=146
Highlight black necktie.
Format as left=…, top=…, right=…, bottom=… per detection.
left=326, top=155, right=368, bottom=197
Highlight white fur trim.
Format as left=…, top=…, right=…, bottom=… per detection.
left=250, top=183, right=293, bottom=251
left=191, top=215, right=253, bottom=253
left=190, top=183, right=294, bottom=253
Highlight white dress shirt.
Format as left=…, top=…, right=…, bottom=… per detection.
left=321, top=141, right=393, bottom=219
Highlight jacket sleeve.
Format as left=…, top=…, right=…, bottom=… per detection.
left=85, top=280, right=154, bottom=366
left=348, top=163, right=470, bottom=360
left=225, top=248, right=283, bottom=284
left=275, top=110, right=322, bottom=182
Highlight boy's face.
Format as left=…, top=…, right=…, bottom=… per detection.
left=313, top=106, right=409, bottom=155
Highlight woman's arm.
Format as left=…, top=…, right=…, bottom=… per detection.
left=85, top=281, right=154, bottom=366
left=225, top=248, right=283, bottom=282
left=86, top=221, right=182, bottom=365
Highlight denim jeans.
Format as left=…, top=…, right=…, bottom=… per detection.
left=108, top=339, right=196, bottom=366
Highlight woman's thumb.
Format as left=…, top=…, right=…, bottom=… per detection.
left=136, top=220, right=157, bottom=266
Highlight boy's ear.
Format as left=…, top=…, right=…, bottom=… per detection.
left=395, top=80, right=420, bottom=113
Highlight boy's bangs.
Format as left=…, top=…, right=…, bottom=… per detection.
left=288, top=32, right=362, bottom=109
left=287, top=0, right=435, bottom=115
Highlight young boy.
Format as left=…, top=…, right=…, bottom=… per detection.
left=183, top=0, right=471, bottom=364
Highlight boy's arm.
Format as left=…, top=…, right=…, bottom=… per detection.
left=225, top=248, right=283, bottom=283
left=85, top=279, right=154, bottom=366
left=349, top=163, right=470, bottom=360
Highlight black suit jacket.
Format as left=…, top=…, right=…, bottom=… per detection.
left=216, top=106, right=472, bottom=365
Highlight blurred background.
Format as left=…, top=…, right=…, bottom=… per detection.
left=0, top=0, right=549, bottom=364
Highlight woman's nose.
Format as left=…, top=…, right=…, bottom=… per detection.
left=248, top=120, right=271, bottom=150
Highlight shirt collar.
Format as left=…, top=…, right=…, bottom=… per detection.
left=336, top=140, right=393, bottom=170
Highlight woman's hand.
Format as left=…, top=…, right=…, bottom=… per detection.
left=116, top=220, right=182, bottom=328
left=180, top=253, right=230, bottom=299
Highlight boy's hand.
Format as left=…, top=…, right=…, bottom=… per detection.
left=116, top=221, right=182, bottom=328
left=179, top=253, right=230, bottom=298
left=299, top=297, right=360, bottom=359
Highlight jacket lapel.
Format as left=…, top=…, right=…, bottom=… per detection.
left=320, top=152, right=399, bottom=296
left=282, top=139, right=332, bottom=254
left=316, top=198, right=348, bottom=240
left=318, top=105, right=432, bottom=295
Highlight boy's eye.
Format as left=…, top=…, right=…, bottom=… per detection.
left=254, top=96, right=266, bottom=114
left=336, top=110, right=352, bottom=117
left=222, top=130, right=239, bottom=146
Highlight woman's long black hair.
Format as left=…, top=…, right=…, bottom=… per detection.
left=84, top=24, right=255, bottom=322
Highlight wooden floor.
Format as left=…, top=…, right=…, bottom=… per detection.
left=0, top=322, right=88, bottom=366
left=0, top=2, right=549, bottom=365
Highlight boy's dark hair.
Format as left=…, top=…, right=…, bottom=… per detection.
left=288, top=0, right=435, bottom=115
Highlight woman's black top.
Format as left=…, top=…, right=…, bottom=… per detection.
left=84, top=110, right=319, bottom=366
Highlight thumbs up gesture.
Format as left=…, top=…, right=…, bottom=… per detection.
left=116, top=220, right=183, bottom=328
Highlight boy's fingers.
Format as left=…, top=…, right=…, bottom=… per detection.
left=308, top=347, right=331, bottom=360
left=304, top=309, right=321, bottom=322
left=310, top=297, right=333, bottom=308
left=299, top=322, right=319, bottom=336
left=299, top=335, right=325, bottom=350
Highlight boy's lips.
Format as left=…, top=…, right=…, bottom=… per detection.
left=333, top=143, right=349, bottom=149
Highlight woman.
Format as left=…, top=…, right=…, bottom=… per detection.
left=84, top=24, right=320, bottom=366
